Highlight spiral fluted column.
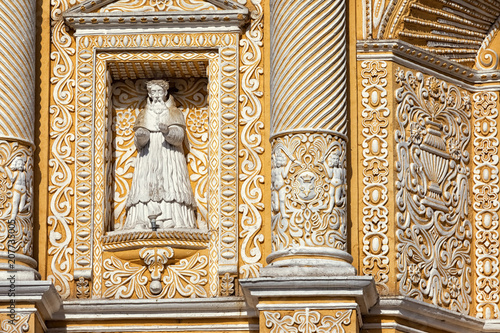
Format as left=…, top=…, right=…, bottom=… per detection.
left=0, top=0, right=37, bottom=279
left=264, top=0, right=355, bottom=276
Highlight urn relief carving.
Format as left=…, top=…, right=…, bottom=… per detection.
left=395, top=69, right=472, bottom=314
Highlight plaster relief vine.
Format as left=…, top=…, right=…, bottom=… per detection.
left=360, top=60, right=390, bottom=295
left=1, top=313, right=31, bottom=333
left=271, top=133, right=347, bottom=252
left=395, top=69, right=472, bottom=314
left=0, top=142, right=33, bottom=256
left=109, top=78, right=209, bottom=230
left=473, top=91, right=500, bottom=319
left=238, top=0, right=265, bottom=279
left=47, top=14, right=76, bottom=299
left=263, top=309, right=352, bottom=333
left=103, top=252, right=208, bottom=299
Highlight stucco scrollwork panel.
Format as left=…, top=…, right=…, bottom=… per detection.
left=103, top=252, right=208, bottom=299
left=238, top=0, right=265, bottom=279
left=395, top=68, right=472, bottom=314
left=73, top=33, right=238, bottom=298
left=263, top=309, right=353, bottom=333
left=360, top=60, right=390, bottom=295
left=48, top=16, right=77, bottom=299
left=473, top=91, right=500, bottom=319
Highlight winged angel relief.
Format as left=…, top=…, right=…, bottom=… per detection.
left=395, top=69, right=472, bottom=313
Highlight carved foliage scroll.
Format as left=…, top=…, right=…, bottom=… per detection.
left=473, top=92, right=500, bottom=319
left=48, top=11, right=77, bottom=298
left=238, top=0, right=265, bottom=279
left=271, top=133, right=347, bottom=252
left=103, top=253, right=208, bottom=299
left=395, top=69, right=472, bottom=314
left=263, top=310, right=352, bottom=333
left=360, top=60, right=390, bottom=295
left=1, top=313, right=31, bottom=333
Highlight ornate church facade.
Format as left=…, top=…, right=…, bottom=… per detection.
left=1, top=0, right=500, bottom=332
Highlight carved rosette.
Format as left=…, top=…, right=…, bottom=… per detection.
left=395, top=69, right=472, bottom=314
left=473, top=92, right=500, bottom=319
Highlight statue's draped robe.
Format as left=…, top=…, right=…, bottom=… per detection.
left=124, top=95, right=197, bottom=229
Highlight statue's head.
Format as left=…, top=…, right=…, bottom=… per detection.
left=11, top=156, right=25, bottom=171
left=327, top=150, right=340, bottom=167
left=274, top=150, right=287, bottom=168
left=146, top=80, right=169, bottom=103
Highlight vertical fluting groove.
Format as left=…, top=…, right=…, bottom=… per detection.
left=270, top=0, right=348, bottom=136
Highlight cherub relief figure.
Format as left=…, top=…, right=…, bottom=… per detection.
left=124, top=80, right=197, bottom=230
left=324, top=150, right=345, bottom=212
left=271, top=149, right=293, bottom=219
left=6, top=156, right=30, bottom=220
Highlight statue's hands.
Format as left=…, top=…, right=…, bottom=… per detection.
left=164, top=125, right=184, bottom=147
left=159, top=123, right=169, bottom=134
left=135, top=128, right=150, bottom=149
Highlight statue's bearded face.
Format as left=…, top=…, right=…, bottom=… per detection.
left=149, top=84, right=165, bottom=103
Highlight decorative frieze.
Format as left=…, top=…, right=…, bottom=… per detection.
left=473, top=91, right=500, bottom=319
left=1, top=313, right=31, bottom=333
left=238, top=0, right=265, bottom=280
left=103, top=252, right=208, bottom=299
left=395, top=69, right=472, bottom=314
left=47, top=17, right=77, bottom=299
left=263, top=309, right=353, bottom=333
left=360, top=60, right=390, bottom=295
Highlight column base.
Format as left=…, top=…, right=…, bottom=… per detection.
left=0, top=252, right=40, bottom=280
left=263, top=246, right=357, bottom=277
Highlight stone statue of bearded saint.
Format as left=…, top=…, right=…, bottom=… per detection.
left=124, top=80, right=197, bottom=230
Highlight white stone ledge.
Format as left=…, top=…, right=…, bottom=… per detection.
left=48, top=323, right=259, bottom=333
left=0, top=281, right=61, bottom=320
left=240, top=276, right=378, bottom=314
left=365, top=296, right=486, bottom=333
left=51, top=297, right=256, bottom=321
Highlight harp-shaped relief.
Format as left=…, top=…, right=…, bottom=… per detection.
left=395, top=69, right=472, bottom=314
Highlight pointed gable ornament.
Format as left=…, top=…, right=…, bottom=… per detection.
left=63, top=0, right=249, bottom=33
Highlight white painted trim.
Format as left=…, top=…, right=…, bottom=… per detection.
left=47, top=323, right=259, bottom=333
left=357, top=39, right=500, bottom=89
left=256, top=302, right=359, bottom=311
left=362, top=322, right=429, bottom=333
left=52, top=297, right=257, bottom=321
